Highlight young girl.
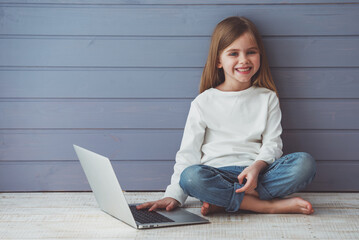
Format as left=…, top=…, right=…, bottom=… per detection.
left=137, top=16, right=316, bottom=216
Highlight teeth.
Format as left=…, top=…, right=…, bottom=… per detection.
left=237, top=68, right=250, bottom=72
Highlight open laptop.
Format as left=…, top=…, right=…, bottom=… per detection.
left=73, top=145, right=209, bottom=229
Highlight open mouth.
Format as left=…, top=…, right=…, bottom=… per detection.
left=236, top=67, right=252, bottom=73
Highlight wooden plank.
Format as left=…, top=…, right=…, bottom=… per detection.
left=305, top=161, right=359, bottom=191
left=1, top=37, right=358, bottom=67
left=0, top=130, right=181, bottom=161
left=274, top=68, right=359, bottom=99
left=6, top=192, right=358, bottom=209
left=0, top=130, right=182, bottom=161
left=0, top=68, right=202, bottom=99
left=0, top=100, right=358, bottom=129
left=0, top=68, right=358, bottom=99
left=0, top=100, right=191, bottom=129
left=0, top=160, right=174, bottom=191
left=0, top=160, right=357, bottom=191
left=0, top=130, right=358, bottom=161
left=0, top=192, right=358, bottom=239
left=281, top=99, right=359, bottom=130
left=281, top=131, right=359, bottom=161
left=1, top=5, right=358, bottom=36
left=1, top=0, right=358, bottom=4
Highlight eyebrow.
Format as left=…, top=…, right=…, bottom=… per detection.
left=226, top=47, right=259, bottom=52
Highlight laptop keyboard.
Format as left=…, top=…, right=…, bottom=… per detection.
left=129, top=206, right=175, bottom=224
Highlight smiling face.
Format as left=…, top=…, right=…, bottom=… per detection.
left=217, top=32, right=261, bottom=91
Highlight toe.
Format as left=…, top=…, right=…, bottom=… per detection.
left=201, top=202, right=209, bottom=216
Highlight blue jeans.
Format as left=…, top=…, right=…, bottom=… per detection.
left=179, top=152, right=316, bottom=212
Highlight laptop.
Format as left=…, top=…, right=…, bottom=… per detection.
left=73, top=145, right=209, bottom=229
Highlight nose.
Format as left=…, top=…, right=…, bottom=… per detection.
left=239, top=53, right=249, bottom=64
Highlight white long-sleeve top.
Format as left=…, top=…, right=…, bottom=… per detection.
left=163, top=86, right=283, bottom=205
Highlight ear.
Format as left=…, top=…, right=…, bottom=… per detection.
left=217, top=60, right=223, bottom=68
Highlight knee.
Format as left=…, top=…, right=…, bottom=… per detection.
left=292, top=152, right=316, bottom=183
left=179, top=165, right=203, bottom=192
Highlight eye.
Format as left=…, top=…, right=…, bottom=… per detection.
left=247, top=51, right=258, bottom=55
left=229, top=52, right=238, bottom=56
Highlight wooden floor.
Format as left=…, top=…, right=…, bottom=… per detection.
left=1, top=192, right=359, bottom=239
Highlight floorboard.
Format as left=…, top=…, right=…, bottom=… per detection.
left=0, top=192, right=358, bottom=239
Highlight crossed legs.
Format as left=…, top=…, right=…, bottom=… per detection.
left=179, top=152, right=316, bottom=215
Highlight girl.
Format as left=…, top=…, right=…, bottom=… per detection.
left=137, top=16, right=316, bottom=216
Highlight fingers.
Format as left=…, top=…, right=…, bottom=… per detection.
left=236, top=176, right=256, bottom=193
left=136, top=201, right=154, bottom=210
left=236, top=182, right=248, bottom=193
left=166, top=201, right=176, bottom=211
left=149, top=200, right=174, bottom=212
left=236, top=171, right=248, bottom=193
left=237, top=166, right=261, bottom=194
left=237, top=172, right=245, bottom=184
left=136, top=201, right=160, bottom=211
left=149, top=203, right=159, bottom=211
left=136, top=198, right=179, bottom=212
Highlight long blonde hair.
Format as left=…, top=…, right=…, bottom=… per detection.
left=200, top=16, right=278, bottom=96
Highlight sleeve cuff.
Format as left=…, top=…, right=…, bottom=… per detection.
left=254, top=157, right=275, bottom=165
left=163, top=183, right=188, bottom=206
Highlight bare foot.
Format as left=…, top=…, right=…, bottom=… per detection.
left=268, top=197, right=314, bottom=215
left=201, top=202, right=225, bottom=216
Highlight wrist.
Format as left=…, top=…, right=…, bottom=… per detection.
left=252, top=160, right=268, bottom=172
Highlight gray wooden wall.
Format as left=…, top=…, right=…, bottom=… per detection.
left=1, top=0, right=358, bottom=192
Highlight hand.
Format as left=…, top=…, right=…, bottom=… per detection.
left=235, top=160, right=268, bottom=194
left=136, top=197, right=180, bottom=212
left=235, top=166, right=260, bottom=193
